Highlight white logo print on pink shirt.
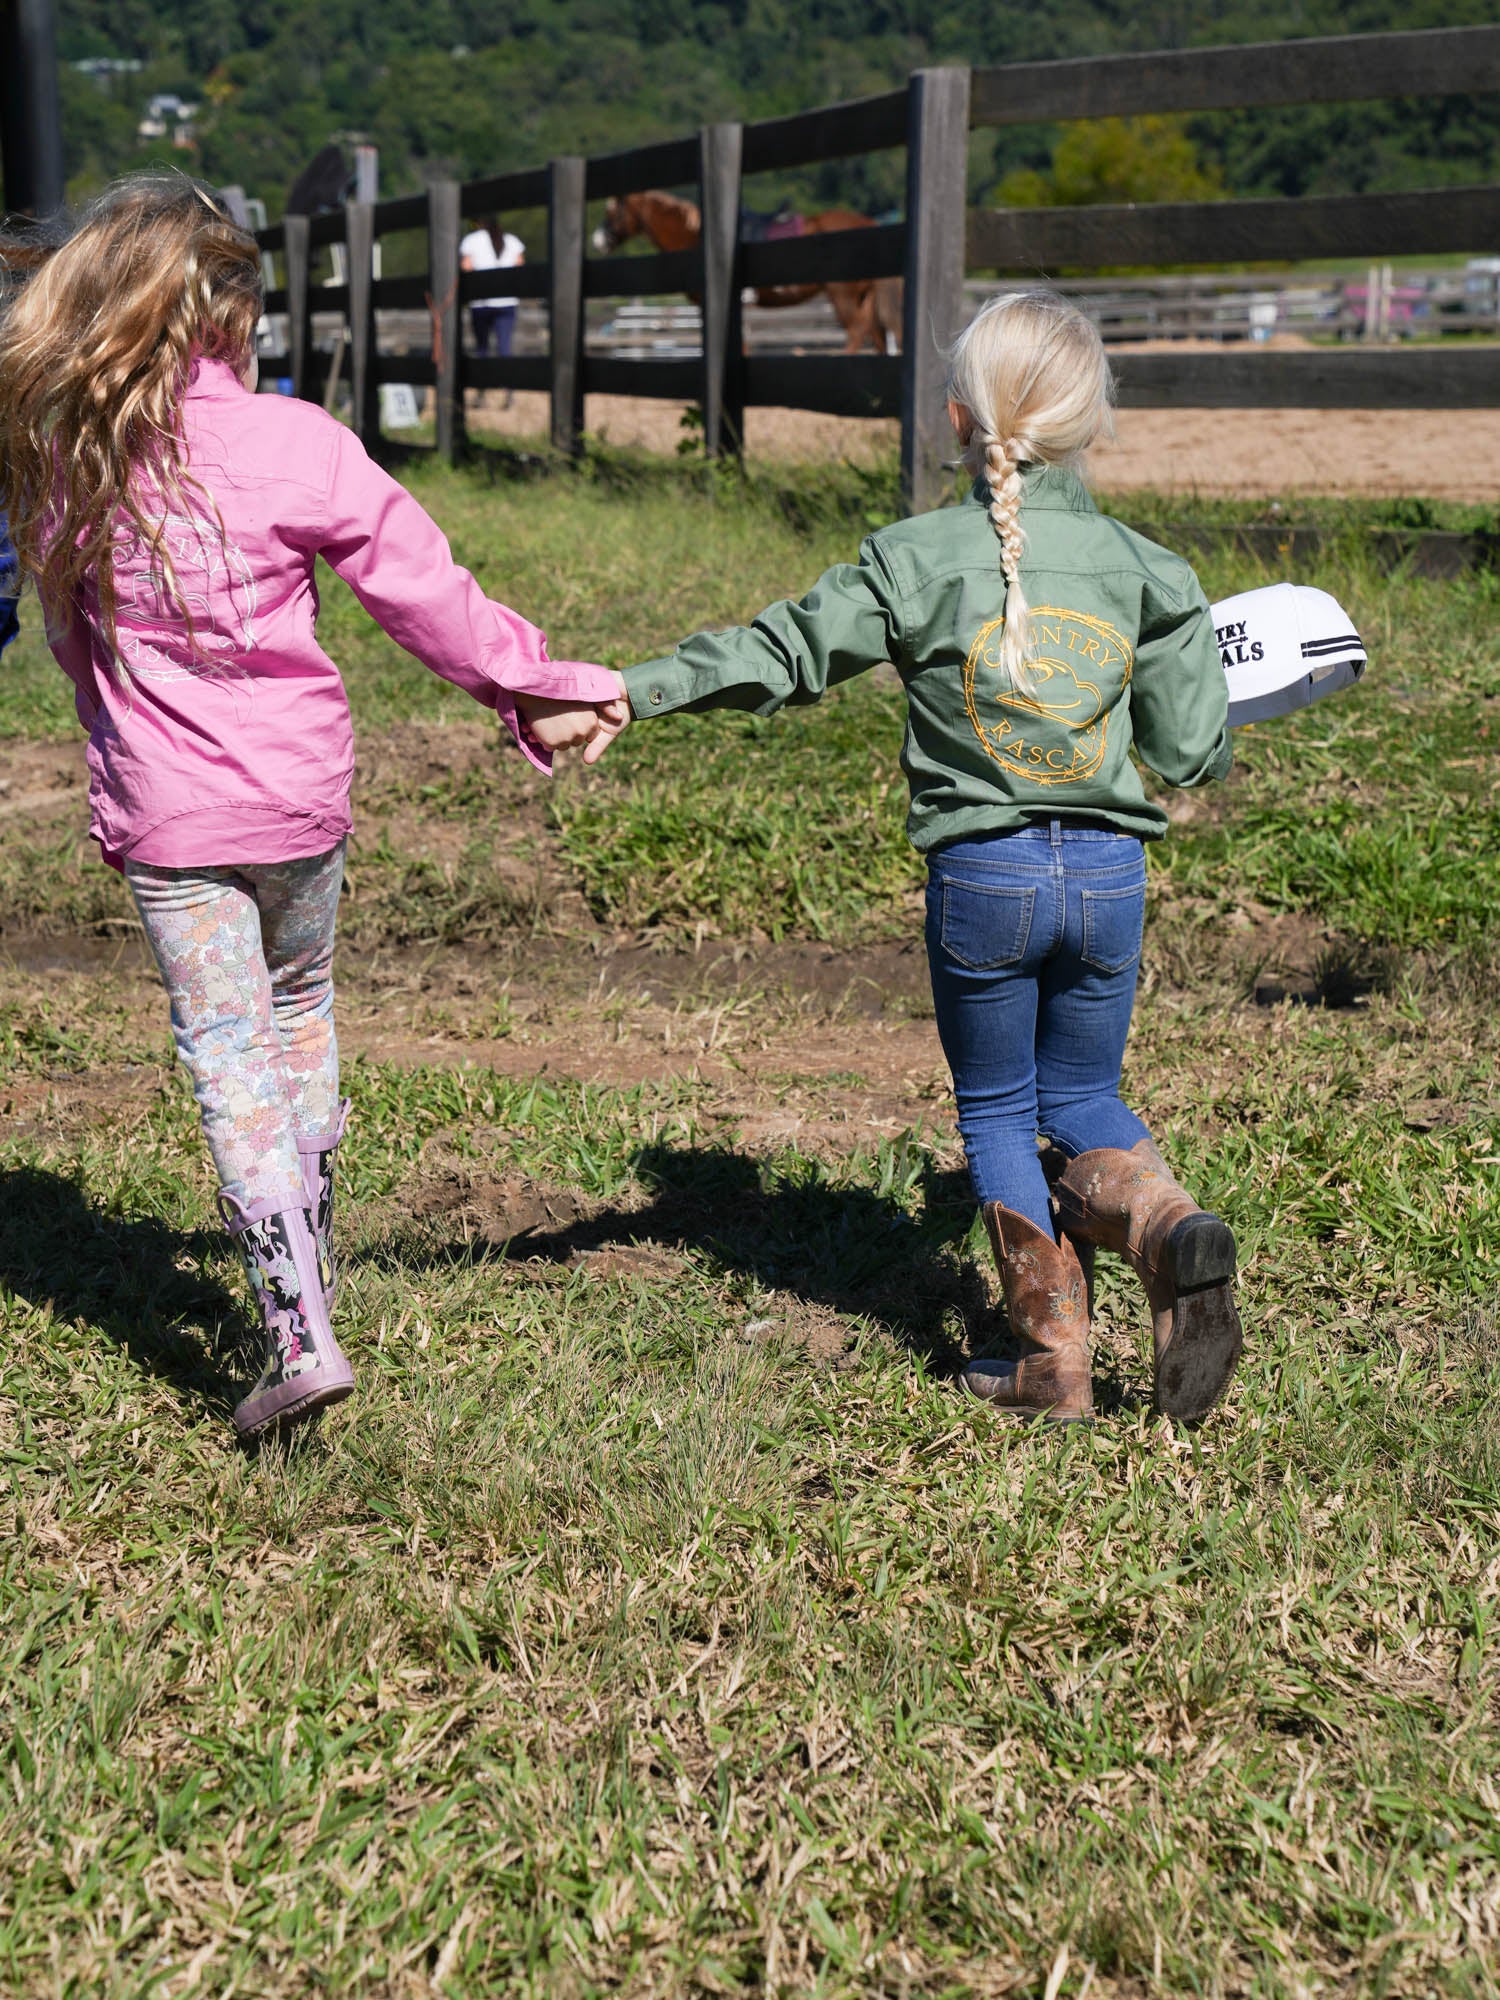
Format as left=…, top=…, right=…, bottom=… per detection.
left=111, top=502, right=258, bottom=682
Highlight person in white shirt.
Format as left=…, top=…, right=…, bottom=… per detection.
left=460, top=214, right=524, bottom=405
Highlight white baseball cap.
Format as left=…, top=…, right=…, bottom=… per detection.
left=1210, top=582, right=1367, bottom=728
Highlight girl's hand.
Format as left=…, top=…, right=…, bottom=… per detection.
left=582, top=695, right=630, bottom=765
left=515, top=690, right=610, bottom=753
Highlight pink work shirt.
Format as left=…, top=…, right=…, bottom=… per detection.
left=46, top=357, right=618, bottom=869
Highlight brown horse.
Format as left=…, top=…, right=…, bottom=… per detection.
left=592, top=190, right=900, bottom=355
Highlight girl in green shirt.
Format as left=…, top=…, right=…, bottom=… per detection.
left=598, top=291, right=1243, bottom=1428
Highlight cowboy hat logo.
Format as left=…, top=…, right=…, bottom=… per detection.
left=963, top=607, right=1133, bottom=786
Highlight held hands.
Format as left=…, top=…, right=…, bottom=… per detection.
left=515, top=679, right=631, bottom=767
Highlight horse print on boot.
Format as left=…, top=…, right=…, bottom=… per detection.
left=220, top=1193, right=355, bottom=1438
left=239, top=1211, right=322, bottom=1382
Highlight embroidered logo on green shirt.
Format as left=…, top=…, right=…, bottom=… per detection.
left=963, top=607, right=1134, bottom=787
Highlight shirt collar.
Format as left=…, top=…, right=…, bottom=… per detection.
left=186, top=356, right=247, bottom=398
left=967, top=463, right=1097, bottom=514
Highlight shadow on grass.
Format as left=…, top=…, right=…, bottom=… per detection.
left=0, top=1166, right=245, bottom=1420
left=369, top=1140, right=1137, bottom=1410
left=366, top=1140, right=979, bottom=1362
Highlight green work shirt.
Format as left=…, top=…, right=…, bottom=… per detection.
left=621, top=466, right=1232, bottom=850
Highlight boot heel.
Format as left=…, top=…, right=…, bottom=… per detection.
left=1155, top=1283, right=1243, bottom=1421
left=1162, top=1211, right=1236, bottom=1291
left=236, top=1360, right=354, bottom=1439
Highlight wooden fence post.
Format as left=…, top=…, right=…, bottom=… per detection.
left=428, top=179, right=464, bottom=462
left=284, top=212, right=311, bottom=402
left=699, top=121, right=745, bottom=459
left=900, top=66, right=972, bottom=513
left=0, top=0, right=65, bottom=217
left=549, top=156, right=587, bottom=457
left=346, top=199, right=379, bottom=447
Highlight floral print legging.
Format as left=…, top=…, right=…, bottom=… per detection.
left=126, top=843, right=345, bottom=1210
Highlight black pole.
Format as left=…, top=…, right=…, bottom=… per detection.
left=0, top=0, right=65, bottom=218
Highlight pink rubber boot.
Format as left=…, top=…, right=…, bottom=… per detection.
left=296, top=1098, right=351, bottom=1307
left=221, top=1192, right=355, bottom=1439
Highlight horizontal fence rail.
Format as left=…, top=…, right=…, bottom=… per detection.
left=968, top=185, right=1500, bottom=272
left=1114, top=347, right=1500, bottom=409
left=583, top=249, right=699, bottom=298
left=970, top=25, right=1500, bottom=125
left=744, top=353, right=901, bottom=418
left=740, top=89, right=909, bottom=171
left=252, top=21, right=1500, bottom=509
left=740, top=222, right=906, bottom=289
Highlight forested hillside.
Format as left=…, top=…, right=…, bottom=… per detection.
left=51, top=0, right=1500, bottom=217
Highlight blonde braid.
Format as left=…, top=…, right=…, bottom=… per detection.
left=947, top=291, right=1115, bottom=697
left=985, top=435, right=1033, bottom=689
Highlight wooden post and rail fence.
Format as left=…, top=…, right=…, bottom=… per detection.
left=254, top=23, right=1500, bottom=512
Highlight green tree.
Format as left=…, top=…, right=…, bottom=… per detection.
left=49, top=0, right=1500, bottom=213
left=998, top=115, right=1223, bottom=209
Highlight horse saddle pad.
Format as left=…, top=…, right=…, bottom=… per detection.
left=739, top=206, right=806, bottom=244
left=1211, top=582, right=1367, bottom=728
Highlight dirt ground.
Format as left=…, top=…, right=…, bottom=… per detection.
left=467, top=390, right=1500, bottom=502
left=0, top=721, right=1395, bottom=1170
left=1, top=708, right=1372, bottom=1174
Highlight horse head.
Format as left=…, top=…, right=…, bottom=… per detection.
left=591, top=192, right=701, bottom=256
left=591, top=196, right=635, bottom=255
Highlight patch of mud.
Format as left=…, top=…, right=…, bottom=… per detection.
left=0, top=925, right=954, bottom=1155
left=3, top=1060, right=164, bottom=1141
left=346, top=719, right=599, bottom=939
left=388, top=1165, right=691, bottom=1282
left=0, top=931, right=153, bottom=975
left=3, top=885, right=1407, bottom=1162
left=738, top=1297, right=860, bottom=1365
left=0, top=738, right=87, bottom=824
left=1, top=716, right=1346, bottom=1024
left=1146, top=894, right=1411, bottom=1012
left=356, top=720, right=511, bottom=798
left=406, top=1166, right=592, bottom=1244
left=0, top=718, right=1439, bottom=1170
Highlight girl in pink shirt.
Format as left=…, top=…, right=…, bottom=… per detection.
left=0, top=175, right=626, bottom=1439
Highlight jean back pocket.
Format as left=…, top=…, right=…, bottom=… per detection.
left=1080, top=882, right=1145, bottom=975
left=940, top=880, right=1037, bottom=971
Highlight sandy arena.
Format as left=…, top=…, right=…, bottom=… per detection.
left=466, top=390, right=1500, bottom=502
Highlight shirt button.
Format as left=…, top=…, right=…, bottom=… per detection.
left=649, top=688, right=663, bottom=706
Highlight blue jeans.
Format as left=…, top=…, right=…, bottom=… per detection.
left=925, top=822, right=1151, bottom=1235
left=471, top=305, right=516, bottom=357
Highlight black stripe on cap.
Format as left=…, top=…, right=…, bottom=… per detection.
left=1301, top=635, right=1365, bottom=657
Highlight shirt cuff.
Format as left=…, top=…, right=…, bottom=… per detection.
left=478, top=657, right=623, bottom=715
left=536, top=660, right=627, bottom=702
left=465, top=598, right=624, bottom=706
left=621, top=658, right=680, bottom=717
left=503, top=696, right=552, bottom=774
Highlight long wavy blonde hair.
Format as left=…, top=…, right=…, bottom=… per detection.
left=0, top=174, right=262, bottom=658
left=946, top=290, right=1114, bottom=690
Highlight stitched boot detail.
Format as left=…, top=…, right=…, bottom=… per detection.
left=960, top=1204, right=1093, bottom=1424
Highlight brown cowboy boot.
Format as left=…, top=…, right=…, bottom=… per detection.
left=1040, top=1143, right=1095, bottom=1315
left=1052, top=1138, right=1241, bottom=1421
left=960, top=1205, right=1093, bottom=1423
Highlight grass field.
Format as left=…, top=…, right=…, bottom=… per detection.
left=1, top=442, right=1497, bottom=1998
